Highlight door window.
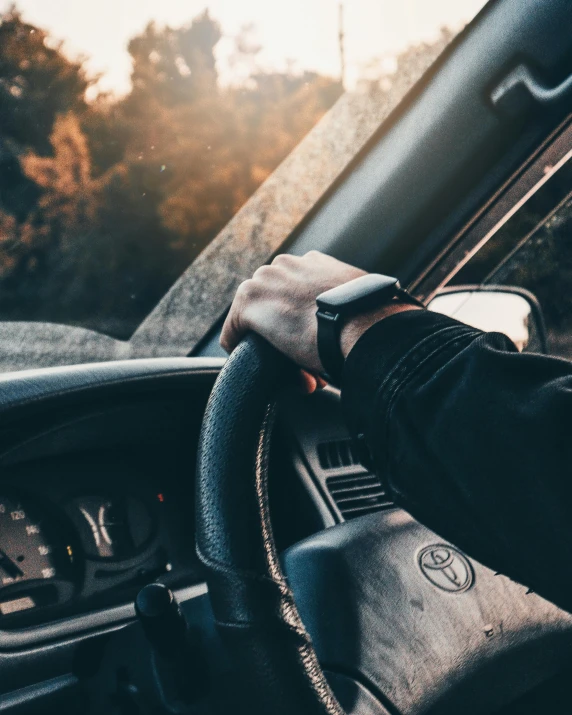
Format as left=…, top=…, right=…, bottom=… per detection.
left=441, top=146, right=572, bottom=358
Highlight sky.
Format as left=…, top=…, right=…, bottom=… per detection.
left=1, top=0, right=489, bottom=95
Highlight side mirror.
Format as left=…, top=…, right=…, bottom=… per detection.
left=427, top=285, right=547, bottom=354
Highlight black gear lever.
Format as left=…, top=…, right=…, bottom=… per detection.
left=135, top=583, right=208, bottom=713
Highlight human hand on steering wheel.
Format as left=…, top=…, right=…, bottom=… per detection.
left=221, top=251, right=417, bottom=391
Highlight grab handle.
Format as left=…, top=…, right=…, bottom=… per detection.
left=492, top=64, right=572, bottom=111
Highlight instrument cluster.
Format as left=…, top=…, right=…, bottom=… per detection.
left=0, top=449, right=200, bottom=630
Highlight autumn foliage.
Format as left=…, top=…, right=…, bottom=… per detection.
left=0, top=7, right=342, bottom=337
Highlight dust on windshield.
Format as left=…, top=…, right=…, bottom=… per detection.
left=0, top=1, right=488, bottom=356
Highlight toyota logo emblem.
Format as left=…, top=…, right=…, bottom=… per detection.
left=418, top=545, right=474, bottom=593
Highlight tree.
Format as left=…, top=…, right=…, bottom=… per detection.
left=0, top=5, right=457, bottom=341
left=0, top=6, right=89, bottom=153
left=0, top=6, right=90, bottom=219
left=112, top=13, right=342, bottom=263
left=125, top=10, right=221, bottom=113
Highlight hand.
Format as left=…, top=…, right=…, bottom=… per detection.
left=220, top=251, right=418, bottom=390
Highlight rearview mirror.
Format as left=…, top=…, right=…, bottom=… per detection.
left=427, top=286, right=547, bottom=354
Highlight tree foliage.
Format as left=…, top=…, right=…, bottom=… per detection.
left=0, top=6, right=345, bottom=337
left=0, top=6, right=449, bottom=340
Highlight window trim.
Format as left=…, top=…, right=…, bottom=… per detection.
left=412, top=114, right=572, bottom=301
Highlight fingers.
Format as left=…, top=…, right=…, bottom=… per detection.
left=220, top=278, right=256, bottom=353
left=298, top=369, right=327, bottom=394
left=315, top=374, right=328, bottom=390
left=219, top=314, right=237, bottom=355
left=299, top=369, right=319, bottom=394
left=220, top=261, right=290, bottom=354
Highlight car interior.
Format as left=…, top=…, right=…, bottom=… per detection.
left=1, top=0, right=572, bottom=713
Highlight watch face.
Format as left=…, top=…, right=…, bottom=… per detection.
left=316, top=274, right=399, bottom=315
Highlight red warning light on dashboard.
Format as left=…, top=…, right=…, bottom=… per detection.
left=157, top=493, right=165, bottom=503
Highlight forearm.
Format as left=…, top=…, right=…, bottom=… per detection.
left=341, top=309, right=572, bottom=612
left=340, top=302, right=421, bottom=359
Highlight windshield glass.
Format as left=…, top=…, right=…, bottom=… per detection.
left=0, top=0, right=487, bottom=366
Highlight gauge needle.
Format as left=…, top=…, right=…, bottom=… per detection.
left=0, top=549, right=23, bottom=579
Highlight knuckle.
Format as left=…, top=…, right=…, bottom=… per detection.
left=236, top=279, right=255, bottom=300
left=253, top=265, right=272, bottom=280
left=304, top=250, right=322, bottom=259
left=271, top=253, right=295, bottom=266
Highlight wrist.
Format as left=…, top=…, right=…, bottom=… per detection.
left=340, top=303, right=421, bottom=360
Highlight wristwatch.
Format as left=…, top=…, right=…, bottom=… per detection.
left=315, top=273, right=424, bottom=384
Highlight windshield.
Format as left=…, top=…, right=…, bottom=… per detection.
left=0, top=0, right=487, bottom=369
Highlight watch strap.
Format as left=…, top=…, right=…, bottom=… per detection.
left=316, top=281, right=425, bottom=385
left=316, top=308, right=344, bottom=384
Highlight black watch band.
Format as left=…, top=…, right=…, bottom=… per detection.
left=316, top=274, right=424, bottom=384
left=315, top=309, right=344, bottom=383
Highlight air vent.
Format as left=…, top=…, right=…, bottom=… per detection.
left=326, top=472, right=393, bottom=520
left=317, top=438, right=361, bottom=470
left=317, top=438, right=394, bottom=519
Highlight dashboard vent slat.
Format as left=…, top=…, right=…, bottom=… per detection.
left=338, top=503, right=393, bottom=517
left=327, top=475, right=380, bottom=492
left=317, top=438, right=361, bottom=470
left=320, top=439, right=394, bottom=520
left=334, top=488, right=386, bottom=503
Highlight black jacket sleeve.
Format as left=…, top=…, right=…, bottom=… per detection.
left=341, top=309, right=572, bottom=613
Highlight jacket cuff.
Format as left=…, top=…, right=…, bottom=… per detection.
left=341, top=309, right=481, bottom=453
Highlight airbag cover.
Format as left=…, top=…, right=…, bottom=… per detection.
left=283, top=509, right=572, bottom=715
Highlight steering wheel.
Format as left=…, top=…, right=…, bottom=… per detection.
left=196, top=334, right=572, bottom=715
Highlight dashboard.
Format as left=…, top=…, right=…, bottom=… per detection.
left=0, top=359, right=378, bottom=655
left=0, top=447, right=200, bottom=631
left=0, top=360, right=220, bottom=661
left=1, top=358, right=572, bottom=715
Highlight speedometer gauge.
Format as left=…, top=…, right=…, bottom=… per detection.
left=0, top=495, right=74, bottom=617
left=68, top=495, right=154, bottom=560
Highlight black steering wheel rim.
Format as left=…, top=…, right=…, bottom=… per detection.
left=196, top=333, right=345, bottom=714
